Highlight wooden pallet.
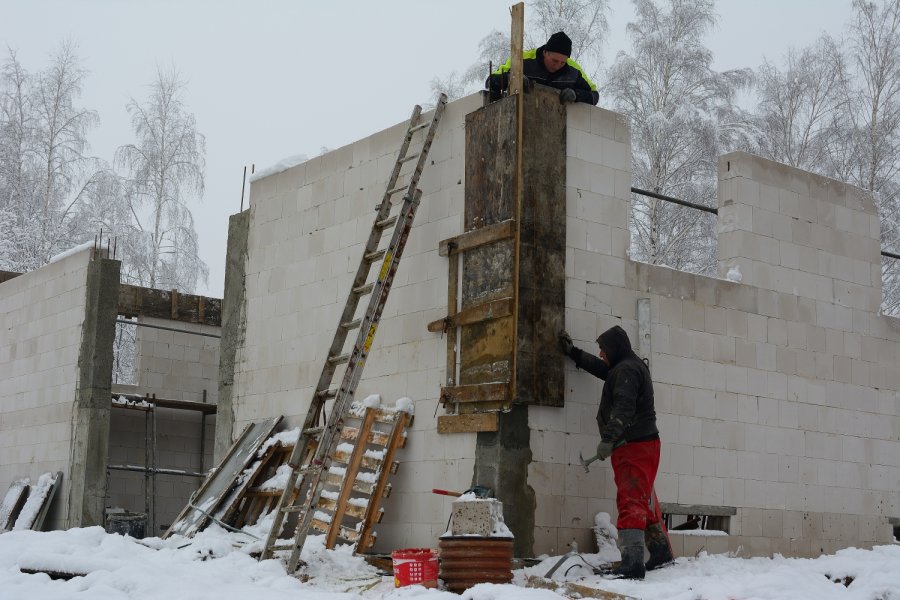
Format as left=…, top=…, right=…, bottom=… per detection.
left=307, top=405, right=411, bottom=552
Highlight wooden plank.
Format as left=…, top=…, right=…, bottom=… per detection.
left=526, top=576, right=638, bottom=600
left=515, top=87, right=567, bottom=407
left=317, top=496, right=367, bottom=520
left=340, top=426, right=400, bottom=448
left=446, top=252, right=459, bottom=386
left=357, top=411, right=410, bottom=553
left=427, top=297, right=513, bottom=333
left=509, top=3, right=525, bottom=97
left=438, top=220, right=516, bottom=256
left=0, top=479, right=29, bottom=530
left=437, top=413, right=499, bottom=434
left=326, top=408, right=377, bottom=548
left=163, top=417, right=281, bottom=539
left=441, top=382, right=509, bottom=404
left=118, top=283, right=222, bottom=326
left=660, top=502, right=737, bottom=517
left=0, top=270, right=21, bottom=285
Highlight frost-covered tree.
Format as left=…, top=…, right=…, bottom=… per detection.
left=0, top=42, right=101, bottom=271
left=431, top=0, right=609, bottom=100
left=606, top=0, right=751, bottom=274
left=752, top=35, right=846, bottom=171
left=823, top=0, right=900, bottom=314
left=115, top=67, right=208, bottom=293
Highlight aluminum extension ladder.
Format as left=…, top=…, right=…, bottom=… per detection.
left=259, top=94, right=448, bottom=571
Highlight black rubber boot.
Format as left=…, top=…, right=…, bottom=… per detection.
left=644, top=522, right=675, bottom=571
left=611, top=528, right=646, bottom=580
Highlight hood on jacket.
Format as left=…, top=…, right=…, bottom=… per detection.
left=596, top=325, right=632, bottom=366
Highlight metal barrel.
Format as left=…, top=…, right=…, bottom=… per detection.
left=438, top=537, right=513, bottom=593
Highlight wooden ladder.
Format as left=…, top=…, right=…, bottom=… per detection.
left=259, top=94, right=448, bottom=571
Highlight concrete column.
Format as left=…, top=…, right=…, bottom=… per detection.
left=215, top=210, right=250, bottom=462
left=472, top=405, right=535, bottom=557
left=69, top=255, right=120, bottom=527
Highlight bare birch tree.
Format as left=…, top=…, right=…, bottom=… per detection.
left=115, top=67, right=208, bottom=293
left=606, top=0, right=751, bottom=274
left=823, top=0, right=900, bottom=313
left=752, top=35, right=846, bottom=171
left=0, top=42, right=100, bottom=271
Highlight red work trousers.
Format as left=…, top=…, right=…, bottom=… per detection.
left=611, top=438, right=662, bottom=531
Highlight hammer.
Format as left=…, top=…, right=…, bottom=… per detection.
left=579, top=450, right=601, bottom=473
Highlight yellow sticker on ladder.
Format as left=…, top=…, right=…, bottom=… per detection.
left=379, top=251, right=393, bottom=280
left=364, top=323, right=378, bottom=353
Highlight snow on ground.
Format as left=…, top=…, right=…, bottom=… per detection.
left=1, top=523, right=899, bottom=600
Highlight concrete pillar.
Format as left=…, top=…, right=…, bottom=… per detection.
left=69, top=255, right=120, bottom=527
left=215, top=210, right=250, bottom=462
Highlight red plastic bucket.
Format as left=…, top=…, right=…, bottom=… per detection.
left=391, top=548, right=438, bottom=588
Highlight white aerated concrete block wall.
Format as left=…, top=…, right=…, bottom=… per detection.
left=236, top=94, right=484, bottom=551
left=132, top=317, right=220, bottom=403
left=0, top=249, right=93, bottom=530
left=529, top=101, right=900, bottom=558
left=236, top=93, right=900, bottom=558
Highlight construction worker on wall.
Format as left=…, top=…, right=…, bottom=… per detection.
left=559, top=325, right=674, bottom=579
left=487, top=31, right=599, bottom=105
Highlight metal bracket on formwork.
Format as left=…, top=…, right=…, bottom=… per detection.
left=637, top=298, right=651, bottom=368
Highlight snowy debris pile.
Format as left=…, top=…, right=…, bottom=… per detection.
left=3, top=523, right=900, bottom=599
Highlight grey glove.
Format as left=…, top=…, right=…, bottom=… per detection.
left=560, top=88, right=577, bottom=103
left=596, top=440, right=615, bottom=461
left=559, top=330, right=574, bottom=356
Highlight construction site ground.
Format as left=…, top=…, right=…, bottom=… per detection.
left=1, top=518, right=898, bottom=599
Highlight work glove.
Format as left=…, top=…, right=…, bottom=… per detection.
left=560, top=88, right=577, bottom=103
left=596, top=440, right=615, bottom=461
left=558, top=330, right=574, bottom=356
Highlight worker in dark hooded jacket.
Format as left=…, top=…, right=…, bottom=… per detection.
left=487, top=31, right=599, bottom=105
left=559, top=325, right=673, bottom=580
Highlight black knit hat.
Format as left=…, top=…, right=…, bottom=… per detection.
left=545, top=31, right=572, bottom=57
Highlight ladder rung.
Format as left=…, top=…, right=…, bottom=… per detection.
left=387, top=185, right=407, bottom=195
left=410, top=122, right=430, bottom=132
left=328, top=353, right=350, bottom=366
left=376, top=216, right=397, bottom=230
left=281, top=504, right=309, bottom=514
left=302, top=426, right=324, bottom=436
left=352, top=283, right=374, bottom=296
left=365, top=249, right=386, bottom=262
left=316, top=388, right=337, bottom=399
left=399, top=153, right=420, bottom=163
left=340, top=319, right=361, bottom=330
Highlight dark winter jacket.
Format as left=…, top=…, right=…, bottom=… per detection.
left=568, top=325, right=658, bottom=445
left=487, top=46, right=599, bottom=105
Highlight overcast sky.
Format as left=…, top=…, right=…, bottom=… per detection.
left=1, top=0, right=853, bottom=297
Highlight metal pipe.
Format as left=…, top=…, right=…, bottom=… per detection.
left=631, top=187, right=718, bottom=215
left=115, top=318, right=221, bottom=339
left=240, top=165, right=247, bottom=212
left=150, top=405, right=158, bottom=535
left=199, top=389, right=207, bottom=474
left=144, top=409, right=151, bottom=534
left=108, top=464, right=206, bottom=478
left=631, top=186, right=900, bottom=260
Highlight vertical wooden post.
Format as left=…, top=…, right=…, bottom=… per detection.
left=446, top=252, right=459, bottom=392
left=509, top=3, right=525, bottom=98
left=510, top=1, right=525, bottom=407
